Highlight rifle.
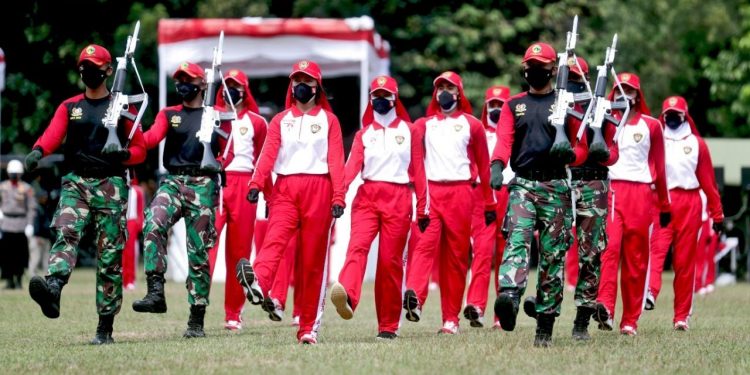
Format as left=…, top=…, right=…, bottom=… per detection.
left=548, top=15, right=588, bottom=161
left=197, top=31, right=235, bottom=173
left=101, top=21, right=149, bottom=154
left=577, top=34, right=629, bottom=160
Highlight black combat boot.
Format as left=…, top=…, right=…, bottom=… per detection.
left=572, top=306, right=594, bottom=341
left=132, top=273, right=167, bottom=313
left=494, top=289, right=520, bottom=331
left=534, top=313, right=555, bottom=348
left=29, top=275, right=65, bottom=318
left=183, top=305, right=206, bottom=338
left=90, top=315, right=115, bottom=345
left=523, top=296, right=537, bottom=319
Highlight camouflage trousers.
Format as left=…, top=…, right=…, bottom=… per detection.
left=48, top=173, right=127, bottom=316
left=572, top=179, right=609, bottom=308
left=143, top=175, right=218, bottom=306
left=499, top=177, right=573, bottom=315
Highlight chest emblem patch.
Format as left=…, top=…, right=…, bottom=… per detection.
left=633, top=133, right=643, bottom=143
left=239, top=127, right=248, bottom=136
left=395, top=135, right=405, bottom=145
left=70, top=107, right=83, bottom=120
left=454, top=124, right=463, bottom=132
left=170, top=115, right=182, bottom=128
left=515, top=103, right=526, bottom=116
left=311, top=124, right=321, bottom=134
left=683, top=146, right=692, bottom=154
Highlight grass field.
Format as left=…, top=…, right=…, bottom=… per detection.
left=1, top=269, right=749, bottom=374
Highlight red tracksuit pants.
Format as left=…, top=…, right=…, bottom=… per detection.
left=695, top=220, right=717, bottom=290
left=253, top=174, right=333, bottom=340
left=122, top=219, right=141, bottom=287
left=208, top=172, right=257, bottom=322
left=565, top=233, right=579, bottom=288
left=650, top=189, right=701, bottom=323
left=255, top=219, right=301, bottom=318
left=338, top=181, right=411, bottom=333
left=597, top=181, right=653, bottom=330
left=466, top=186, right=498, bottom=314
left=406, top=182, right=473, bottom=325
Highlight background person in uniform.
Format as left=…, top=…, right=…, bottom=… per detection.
left=0, top=160, right=37, bottom=289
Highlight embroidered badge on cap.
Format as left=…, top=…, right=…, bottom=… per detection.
left=299, top=61, right=309, bottom=70
left=669, top=97, right=678, bottom=106
left=377, top=76, right=387, bottom=87
left=532, top=44, right=542, bottom=54
left=85, top=46, right=96, bottom=55
left=493, top=88, right=502, bottom=96
left=621, top=73, right=631, bottom=82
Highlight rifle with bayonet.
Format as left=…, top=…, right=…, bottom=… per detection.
left=577, top=34, right=629, bottom=161
left=198, top=31, right=235, bottom=172
left=101, top=21, right=149, bottom=154
left=548, top=15, right=588, bottom=162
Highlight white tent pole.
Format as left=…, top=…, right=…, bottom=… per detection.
left=359, top=41, right=369, bottom=129
left=158, top=67, right=167, bottom=174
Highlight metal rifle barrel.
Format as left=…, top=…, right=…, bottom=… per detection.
left=204, top=79, right=217, bottom=107
left=556, top=63, right=569, bottom=91
left=112, top=65, right=127, bottom=94
left=595, top=74, right=608, bottom=98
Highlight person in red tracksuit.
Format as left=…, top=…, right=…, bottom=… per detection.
left=236, top=60, right=346, bottom=345
left=596, top=72, right=671, bottom=336
left=123, top=178, right=145, bottom=290
left=464, top=85, right=512, bottom=328
left=646, top=96, right=723, bottom=330
left=403, top=71, right=496, bottom=335
left=330, top=76, right=428, bottom=340
left=206, top=69, right=268, bottom=331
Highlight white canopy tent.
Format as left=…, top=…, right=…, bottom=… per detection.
left=156, top=17, right=391, bottom=282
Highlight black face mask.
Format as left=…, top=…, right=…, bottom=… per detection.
left=524, top=67, right=553, bottom=90
left=80, top=67, right=107, bottom=89
left=372, top=97, right=393, bottom=115
left=567, top=81, right=586, bottom=94
left=176, top=82, right=201, bottom=102
left=438, top=90, right=457, bottom=111
left=293, top=83, right=316, bottom=104
left=223, top=87, right=243, bottom=106
left=665, top=113, right=683, bottom=129
left=489, top=109, right=501, bottom=123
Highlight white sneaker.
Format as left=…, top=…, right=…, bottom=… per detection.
left=674, top=321, right=689, bottom=331
left=124, top=283, right=136, bottom=291
left=492, top=320, right=502, bottom=330
left=291, top=315, right=300, bottom=327
left=330, top=282, right=353, bottom=320
left=428, top=282, right=438, bottom=291
left=706, top=284, right=715, bottom=293
left=268, top=298, right=284, bottom=322
left=403, top=289, right=422, bottom=322
left=224, top=320, right=243, bottom=331
left=697, top=287, right=707, bottom=296
left=620, top=325, right=637, bottom=336
left=299, top=333, right=317, bottom=345
left=645, top=291, right=655, bottom=310
left=236, top=258, right=264, bottom=305
left=438, top=321, right=459, bottom=335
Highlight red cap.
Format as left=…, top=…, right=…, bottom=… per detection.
left=289, top=60, right=323, bottom=82
left=370, top=75, right=398, bottom=95
left=614, top=72, right=640, bottom=91
left=484, top=85, right=511, bottom=103
left=426, top=71, right=473, bottom=116
left=362, top=75, right=411, bottom=127
left=216, top=69, right=260, bottom=114
left=662, top=96, right=688, bottom=114
left=173, top=61, right=205, bottom=80
left=523, top=42, right=557, bottom=64
left=78, top=44, right=111, bottom=67
left=569, top=56, right=589, bottom=77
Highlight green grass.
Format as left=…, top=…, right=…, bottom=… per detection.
left=1, top=269, right=749, bottom=374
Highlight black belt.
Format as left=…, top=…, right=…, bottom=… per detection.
left=571, top=168, right=608, bottom=181
left=168, top=167, right=216, bottom=177
left=73, top=167, right=125, bottom=179
left=516, top=168, right=567, bottom=181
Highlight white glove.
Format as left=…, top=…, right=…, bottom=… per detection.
left=25, top=224, right=34, bottom=238
left=0, top=210, right=4, bottom=220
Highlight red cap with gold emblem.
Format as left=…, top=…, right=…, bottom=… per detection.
left=362, top=75, right=411, bottom=127
left=173, top=61, right=205, bottom=80
left=78, top=44, right=112, bottom=67
left=285, top=60, right=331, bottom=111
left=522, top=42, right=557, bottom=64
left=426, top=71, right=474, bottom=116
left=661, top=95, right=699, bottom=135
left=216, top=69, right=260, bottom=114
left=569, top=56, right=589, bottom=77
left=607, top=72, right=650, bottom=116
left=481, top=85, right=512, bottom=129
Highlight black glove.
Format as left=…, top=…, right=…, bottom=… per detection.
left=109, top=149, right=131, bottom=162
left=490, top=161, right=504, bottom=190
left=265, top=205, right=269, bottom=219
left=660, top=212, right=671, bottom=228
left=712, top=221, right=724, bottom=236
left=332, top=204, right=344, bottom=218
left=246, top=188, right=260, bottom=203
left=25, top=148, right=43, bottom=171
left=417, top=217, right=430, bottom=233
left=485, top=210, right=497, bottom=226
